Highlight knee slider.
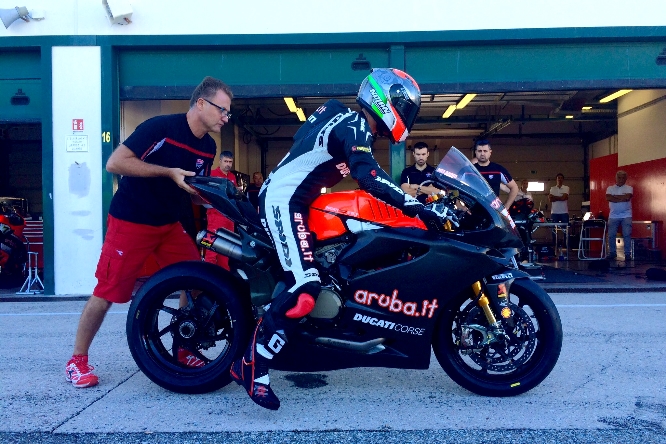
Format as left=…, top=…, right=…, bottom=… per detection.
left=285, top=293, right=316, bottom=319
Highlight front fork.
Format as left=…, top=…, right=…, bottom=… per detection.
left=468, top=281, right=513, bottom=346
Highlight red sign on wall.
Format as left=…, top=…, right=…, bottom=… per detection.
left=72, top=119, right=84, bottom=131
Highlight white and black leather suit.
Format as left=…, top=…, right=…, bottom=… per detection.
left=258, top=99, right=424, bottom=336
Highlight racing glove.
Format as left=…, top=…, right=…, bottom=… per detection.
left=418, top=202, right=460, bottom=229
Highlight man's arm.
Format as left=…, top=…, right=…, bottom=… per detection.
left=400, top=182, right=418, bottom=197
left=400, top=175, right=440, bottom=198
left=504, top=179, right=519, bottom=208
left=606, top=193, right=633, bottom=203
left=106, top=144, right=197, bottom=194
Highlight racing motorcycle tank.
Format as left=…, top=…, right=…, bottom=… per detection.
left=309, top=190, right=426, bottom=240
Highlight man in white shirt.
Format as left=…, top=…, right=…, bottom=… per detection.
left=516, top=179, right=533, bottom=201
left=548, top=173, right=569, bottom=224
left=606, top=170, right=633, bottom=260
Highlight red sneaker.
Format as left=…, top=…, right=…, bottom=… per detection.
left=65, top=355, right=99, bottom=388
left=177, top=348, right=206, bottom=368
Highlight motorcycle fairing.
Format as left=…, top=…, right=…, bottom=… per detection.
left=309, top=190, right=426, bottom=241
left=272, top=228, right=509, bottom=373
left=185, top=176, right=263, bottom=233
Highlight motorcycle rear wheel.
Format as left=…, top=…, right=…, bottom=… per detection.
left=126, top=261, right=253, bottom=394
left=433, top=278, right=562, bottom=396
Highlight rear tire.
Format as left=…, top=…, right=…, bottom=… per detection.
left=126, top=261, right=253, bottom=394
left=433, top=278, right=562, bottom=396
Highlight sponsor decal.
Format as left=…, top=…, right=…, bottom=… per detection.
left=352, top=313, right=425, bottom=336
left=490, top=198, right=502, bottom=210
left=354, top=289, right=439, bottom=318
left=371, top=169, right=377, bottom=177
left=324, top=205, right=359, bottom=218
left=272, top=206, right=292, bottom=267
left=316, top=105, right=327, bottom=114
left=374, top=175, right=403, bottom=194
left=317, top=113, right=344, bottom=147
left=200, top=232, right=216, bottom=248
left=500, top=208, right=516, bottom=228
left=195, top=158, right=204, bottom=169
left=293, top=213, right=314, bottom=263
left=352, top=146, right=372, bottom=153
left=360, top=118, right=366, bottom=132
left=336, top=162, right=351, bottom=177
left=491, top=272, right=513, bottom=280
left=370, top=89, right=391, bottom=116
left=436, top=167, right=458, bottom=180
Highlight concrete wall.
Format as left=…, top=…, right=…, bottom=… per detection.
left=1, top=0, right=664, bottom=37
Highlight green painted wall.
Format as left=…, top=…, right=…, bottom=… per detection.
left=119, top=48, right=389, bottom=93
left=0, top=51, right=41, bottom=121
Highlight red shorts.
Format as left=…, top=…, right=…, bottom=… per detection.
left=93, top=215, right=200, bottom=303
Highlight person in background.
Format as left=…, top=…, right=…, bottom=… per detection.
left=472, top=139, right=519, bottom=208
left=400, top=142, right=441, bottom=203
left=204, top=150, right=242, bottom=270
left=246, top=171, right=264, bottom=211
left=65, top=76, right=233, bottom=388
left=516, top=179, right=533, bottom=201
left=548, top=173, right=569, bottom=224
left=606, top=170, right=633, bottom=260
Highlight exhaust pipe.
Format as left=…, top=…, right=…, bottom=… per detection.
left=196, top=229, right=242, bottom=261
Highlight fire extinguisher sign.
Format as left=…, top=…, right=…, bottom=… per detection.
left=72, top=119, right=84, bottom=131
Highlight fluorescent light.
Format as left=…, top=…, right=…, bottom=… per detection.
left=526, top=182, right=545, bottom=192
left=599, top=90, right=632, bottom=103
left=284, top=97, right=297, bottom=112
left=456, top=93, right=477, bottom=109
left=295, top=108, right=306, bottom=121
left=582, top=106, right=592, bottom=110
left=442, top=105, right=456, bottom=119
left=565, top=115, right=574, bottom=119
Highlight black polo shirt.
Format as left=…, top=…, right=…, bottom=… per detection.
left=474, top=161, right=513, bottom=196
left=400, top=164, right=436, bottom=204
left=109, top=114, right=217, bottom=226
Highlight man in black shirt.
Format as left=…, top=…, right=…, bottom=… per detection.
left=400, top=141, right=441, bottom=204
left=65, top=77, right=233, bottom=388
left=473, top=139, right=519, bottom=208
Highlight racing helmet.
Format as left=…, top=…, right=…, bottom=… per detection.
left=356, top=68, right=421, bottom=144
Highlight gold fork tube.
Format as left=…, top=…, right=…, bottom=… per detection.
left=472, top=281, right=498, bottom=325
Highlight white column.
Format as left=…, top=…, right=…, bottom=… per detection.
left=52, top=46, right=103, bottom=295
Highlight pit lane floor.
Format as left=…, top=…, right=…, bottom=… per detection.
left=1, top=292, right=666, bottom=443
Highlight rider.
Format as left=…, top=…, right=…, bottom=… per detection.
left=230, top=68, right=445, bottom=410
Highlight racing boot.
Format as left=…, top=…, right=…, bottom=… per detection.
left=230, top=319, right=285, bottom=411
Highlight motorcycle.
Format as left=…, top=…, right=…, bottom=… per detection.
left=0, top=200, right=27, bottom=286
left=126, top=147, right=563, bottom=398
left=508, top=198, right=546, bottom=277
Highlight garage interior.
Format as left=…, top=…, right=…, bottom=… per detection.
left=227, top=88, right=622, bottom=214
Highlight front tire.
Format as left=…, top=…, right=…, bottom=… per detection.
left=126, top=261, right=253, bottom=394
left=433, top=278, right=562, bottom=396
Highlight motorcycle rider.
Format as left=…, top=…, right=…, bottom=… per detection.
left=230, top=68, right=446, bottom=410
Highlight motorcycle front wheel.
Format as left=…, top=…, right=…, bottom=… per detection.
left=126, top=261, right=253, bottom=394
left=433, top=278, right=562, bottom=396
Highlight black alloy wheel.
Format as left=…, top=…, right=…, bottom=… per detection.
left=126, top=261, right=252, bottom=394
left=433, top=278, right=563, bottom=396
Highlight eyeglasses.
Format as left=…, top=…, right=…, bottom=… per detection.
left=202, top=98, right=232, bottom=118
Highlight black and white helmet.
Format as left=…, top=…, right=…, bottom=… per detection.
left=356, top=68, right=421, bottom=144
